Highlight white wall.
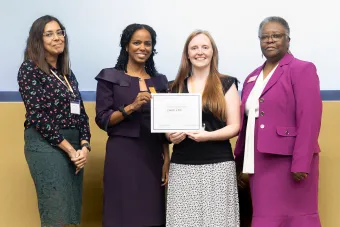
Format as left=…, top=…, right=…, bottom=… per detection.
left=1, top=0, right=339, bottom=91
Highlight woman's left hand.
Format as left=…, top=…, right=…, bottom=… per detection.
left=186, top=130, right=211, bottom=142
left=292, top=172, right=308, bottom=181
left=237, top=173, right=249, bottom=189
left=161, top=159, right=170, bottom=186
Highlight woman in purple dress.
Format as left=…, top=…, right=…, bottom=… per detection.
left=95, top=24, right=169, bottom=227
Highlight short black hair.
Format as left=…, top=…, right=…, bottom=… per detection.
left=258, top=16, right=290, bottom=38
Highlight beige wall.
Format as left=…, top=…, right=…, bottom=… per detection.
left=1, top=102, right=339, bottom=227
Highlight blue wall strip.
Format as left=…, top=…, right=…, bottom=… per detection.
left=1, top=91, right=340, bottom=102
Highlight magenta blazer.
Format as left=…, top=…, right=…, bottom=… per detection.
left=234, top=53, right=322, bottom=173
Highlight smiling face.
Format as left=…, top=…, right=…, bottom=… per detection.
left=260, top=22, right=290, bottom=62
left=42, top=20, right=65, bottom=58
left=187, top=33, right=213, bottom=70
left=127, top=29, right=152, bottom=65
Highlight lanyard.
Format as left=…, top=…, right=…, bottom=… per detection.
left=50, top=70, right=75, bottom=96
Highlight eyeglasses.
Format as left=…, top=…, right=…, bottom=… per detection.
left=43, top=30, right=66, bottom=39
left=259, top=33, right=288, bottom=42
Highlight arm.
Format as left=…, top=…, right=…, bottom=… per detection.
left=58, top=139, right=78, bottom=157
left=79, top=100, right=91, bottom=141
left=162, top=143, right=170, bottom=186
left=17, top=62, right=77, bottom=156
left=291, top=63, right=322, bottom=173
left=95, top=79, right=150, bottom=130
left=187, top=84, right=241, bottom=142
left=65, top=74, right=91, bottom=170
left=206, top=84, right=241, bottom=141
left=234, top=77, right=248, bottom=154
left=71, top=72, right=91, bottom=143
left=163, top=143, right=170, bottom=162
left=95, top=79, right=122, bottom=131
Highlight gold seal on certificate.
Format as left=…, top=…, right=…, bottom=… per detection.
left=151, top=93, right=203, bottom=133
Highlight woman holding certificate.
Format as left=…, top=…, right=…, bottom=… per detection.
left=166, top=30, right=241, bottom=226
left=95, top=24, right=169, bottom=227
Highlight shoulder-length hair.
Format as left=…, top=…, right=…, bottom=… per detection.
left=24, top=15, right=70, bottom=75
left=114, top=23, right=158, bottom=77
left=171, top=30, right=227, bottom=121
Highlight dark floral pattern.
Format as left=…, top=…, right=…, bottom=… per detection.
left=18, top=59, right=91, bottom=145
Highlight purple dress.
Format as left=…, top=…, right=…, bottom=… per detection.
left=249, top=120, right=320, bottom=226
left=95, top=68, right=168, bottom=227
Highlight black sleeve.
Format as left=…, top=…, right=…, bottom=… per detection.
left=220, top=76, right=239, bottom=94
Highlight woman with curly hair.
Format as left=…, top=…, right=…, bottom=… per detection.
left=95, top=23, right=169, bottom=227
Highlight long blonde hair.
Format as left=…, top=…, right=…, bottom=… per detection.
left=171, top=30, right=227, bottom=121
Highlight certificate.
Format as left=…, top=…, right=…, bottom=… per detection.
left=151, top=93, right=202, bottom=133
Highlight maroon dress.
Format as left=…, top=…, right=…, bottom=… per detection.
left=95, top=68, right=168, bottom=227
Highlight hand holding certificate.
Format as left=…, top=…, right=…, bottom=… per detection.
left=151, top=93, right=203, bottom=133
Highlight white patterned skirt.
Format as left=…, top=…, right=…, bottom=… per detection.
left=166, top=161, right=240, bottom=227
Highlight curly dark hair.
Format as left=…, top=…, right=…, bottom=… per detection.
left=114, top=23, right=158, bottom=76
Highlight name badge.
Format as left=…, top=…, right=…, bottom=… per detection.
left=149, top=86, right=157, bottom=93
left=247, top=75, right=258, bottom=83
left=70, top=100, right=80, bottom=115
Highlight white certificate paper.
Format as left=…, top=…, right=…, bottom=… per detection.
left=151, top=93, right=202, bottom=133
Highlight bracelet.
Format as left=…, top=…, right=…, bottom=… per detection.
left=118, top=106, right=130, bottom=118
left=81, top=142, right=91, bottom=152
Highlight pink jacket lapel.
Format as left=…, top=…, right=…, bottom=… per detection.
left=261, top=53, right=294, bottom=96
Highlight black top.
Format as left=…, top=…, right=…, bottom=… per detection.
left=17, top=60, right=91, bottom=146
left=170, top=76, right=238, bottom=165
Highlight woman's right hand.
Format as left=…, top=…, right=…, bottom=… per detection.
left=68, top=149, right=87, bottom=174
left=67, top=149, right=78, bottom=159
left=130, top=92, right=152, bottom=111
left=68, top=150, right=82, bottom=168
left=73, top=147, right=89, bottom=174
left=167, top=132, right=187, bottom=144
left=59, top=139, right=78, bottom=160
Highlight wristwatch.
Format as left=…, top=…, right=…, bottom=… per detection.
left=81, top=142, right=91, bottom=152
left=118, top=105, right=130, bottom=118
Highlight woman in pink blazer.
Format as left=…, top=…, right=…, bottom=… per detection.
left=234, top=16, right=322, bottom=227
